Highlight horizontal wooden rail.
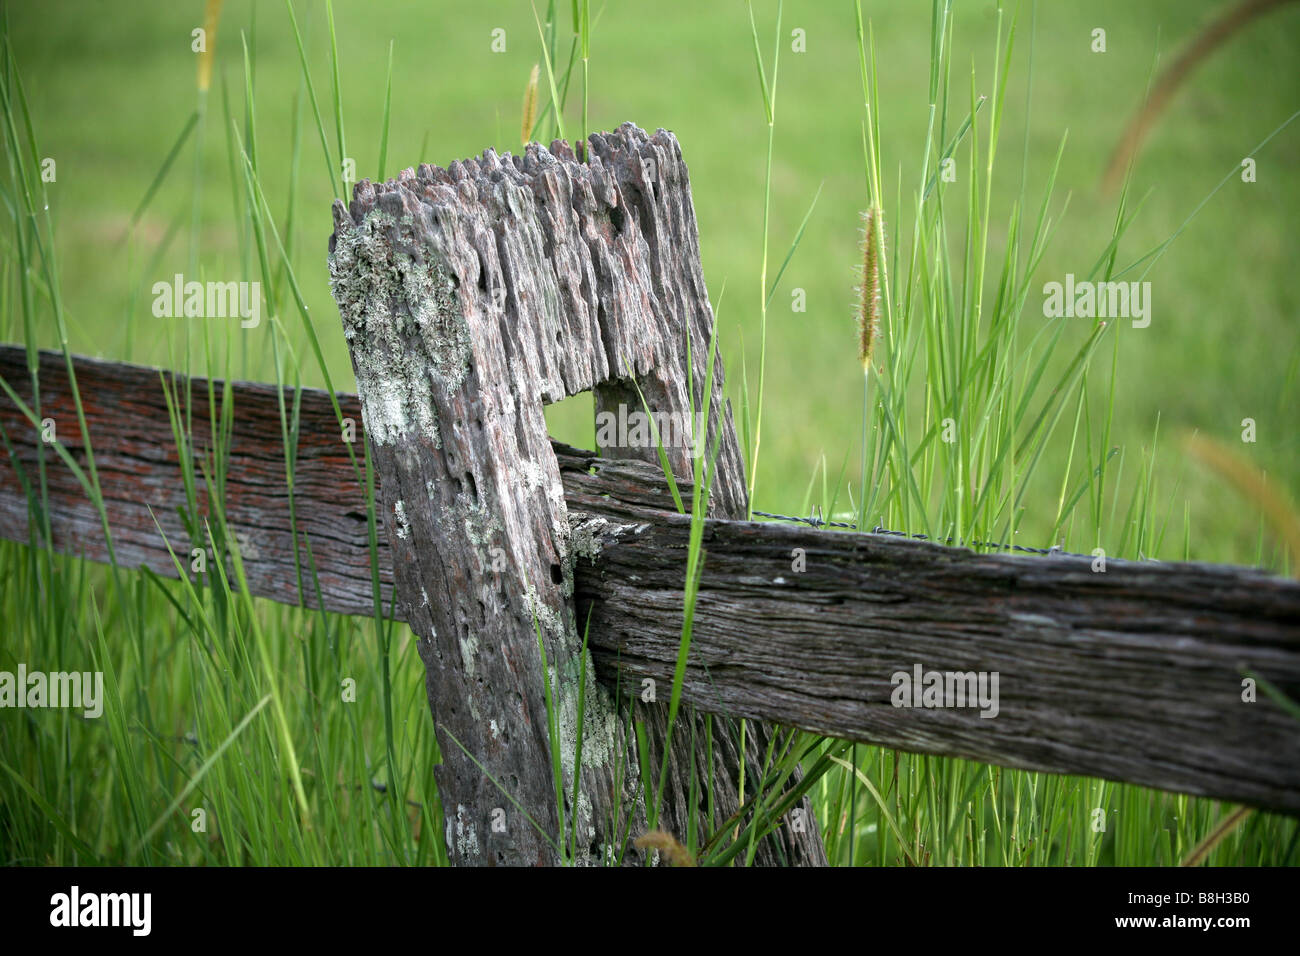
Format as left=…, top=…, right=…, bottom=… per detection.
left=2, top=345, right=1299, bottom=813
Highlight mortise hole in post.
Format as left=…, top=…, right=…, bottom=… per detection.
left=542, top=392, right=596, bottom=450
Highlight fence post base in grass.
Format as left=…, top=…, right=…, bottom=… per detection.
left=327, top=124, right=826, bottom=866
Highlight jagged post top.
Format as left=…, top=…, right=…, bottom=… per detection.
left=328, top=122, right=698, bottom=404
left=329, top=121, right=684, bottom=244
left=327, top=119, right=747, bottom=514
left=330, top=121, right=683, bottom=236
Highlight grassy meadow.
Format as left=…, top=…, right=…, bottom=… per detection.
left=1, top=0, right=1297, bottom=865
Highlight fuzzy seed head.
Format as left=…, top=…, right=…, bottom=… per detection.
left=857, top=207, right=885, bottom=372
left=634, top=829, right=696, bottom=867
left=521, top=64, right=540, bottom=146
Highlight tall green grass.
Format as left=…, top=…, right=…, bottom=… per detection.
left=740, top=0, right=1298, bottom=867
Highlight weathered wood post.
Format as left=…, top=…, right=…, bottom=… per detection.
left=328, top=123, right=825, bottom=865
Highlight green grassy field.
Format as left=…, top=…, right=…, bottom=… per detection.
left=1, top=0, right=1297, bottom=866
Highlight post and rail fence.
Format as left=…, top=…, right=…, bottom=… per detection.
left=2, top=125, right=1297, bottom=865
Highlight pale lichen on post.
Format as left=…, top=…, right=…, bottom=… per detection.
left=327, top=203, right=470, bottom=449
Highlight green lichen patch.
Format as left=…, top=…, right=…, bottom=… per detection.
left=328, top=206, right=471, bottom=446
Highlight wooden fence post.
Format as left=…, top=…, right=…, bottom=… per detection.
left=327, top=124, right=825, bottom=865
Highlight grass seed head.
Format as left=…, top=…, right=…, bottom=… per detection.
left=196, top=0, right=224, bottom=93
left=634, top=829, right=696, bottom=866
left=856, top=207, right=884, bottom=372
left=521, top=63, right=540, bottom=146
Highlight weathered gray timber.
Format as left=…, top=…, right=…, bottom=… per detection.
left=325, top=124, right=823, bottom=864
left=568, top=450, right=1300, bottom=816
left=2, top=345, right=1299, bottom=814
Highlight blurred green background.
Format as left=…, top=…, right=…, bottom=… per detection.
left=6, top=0, right=1299, bottom=565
